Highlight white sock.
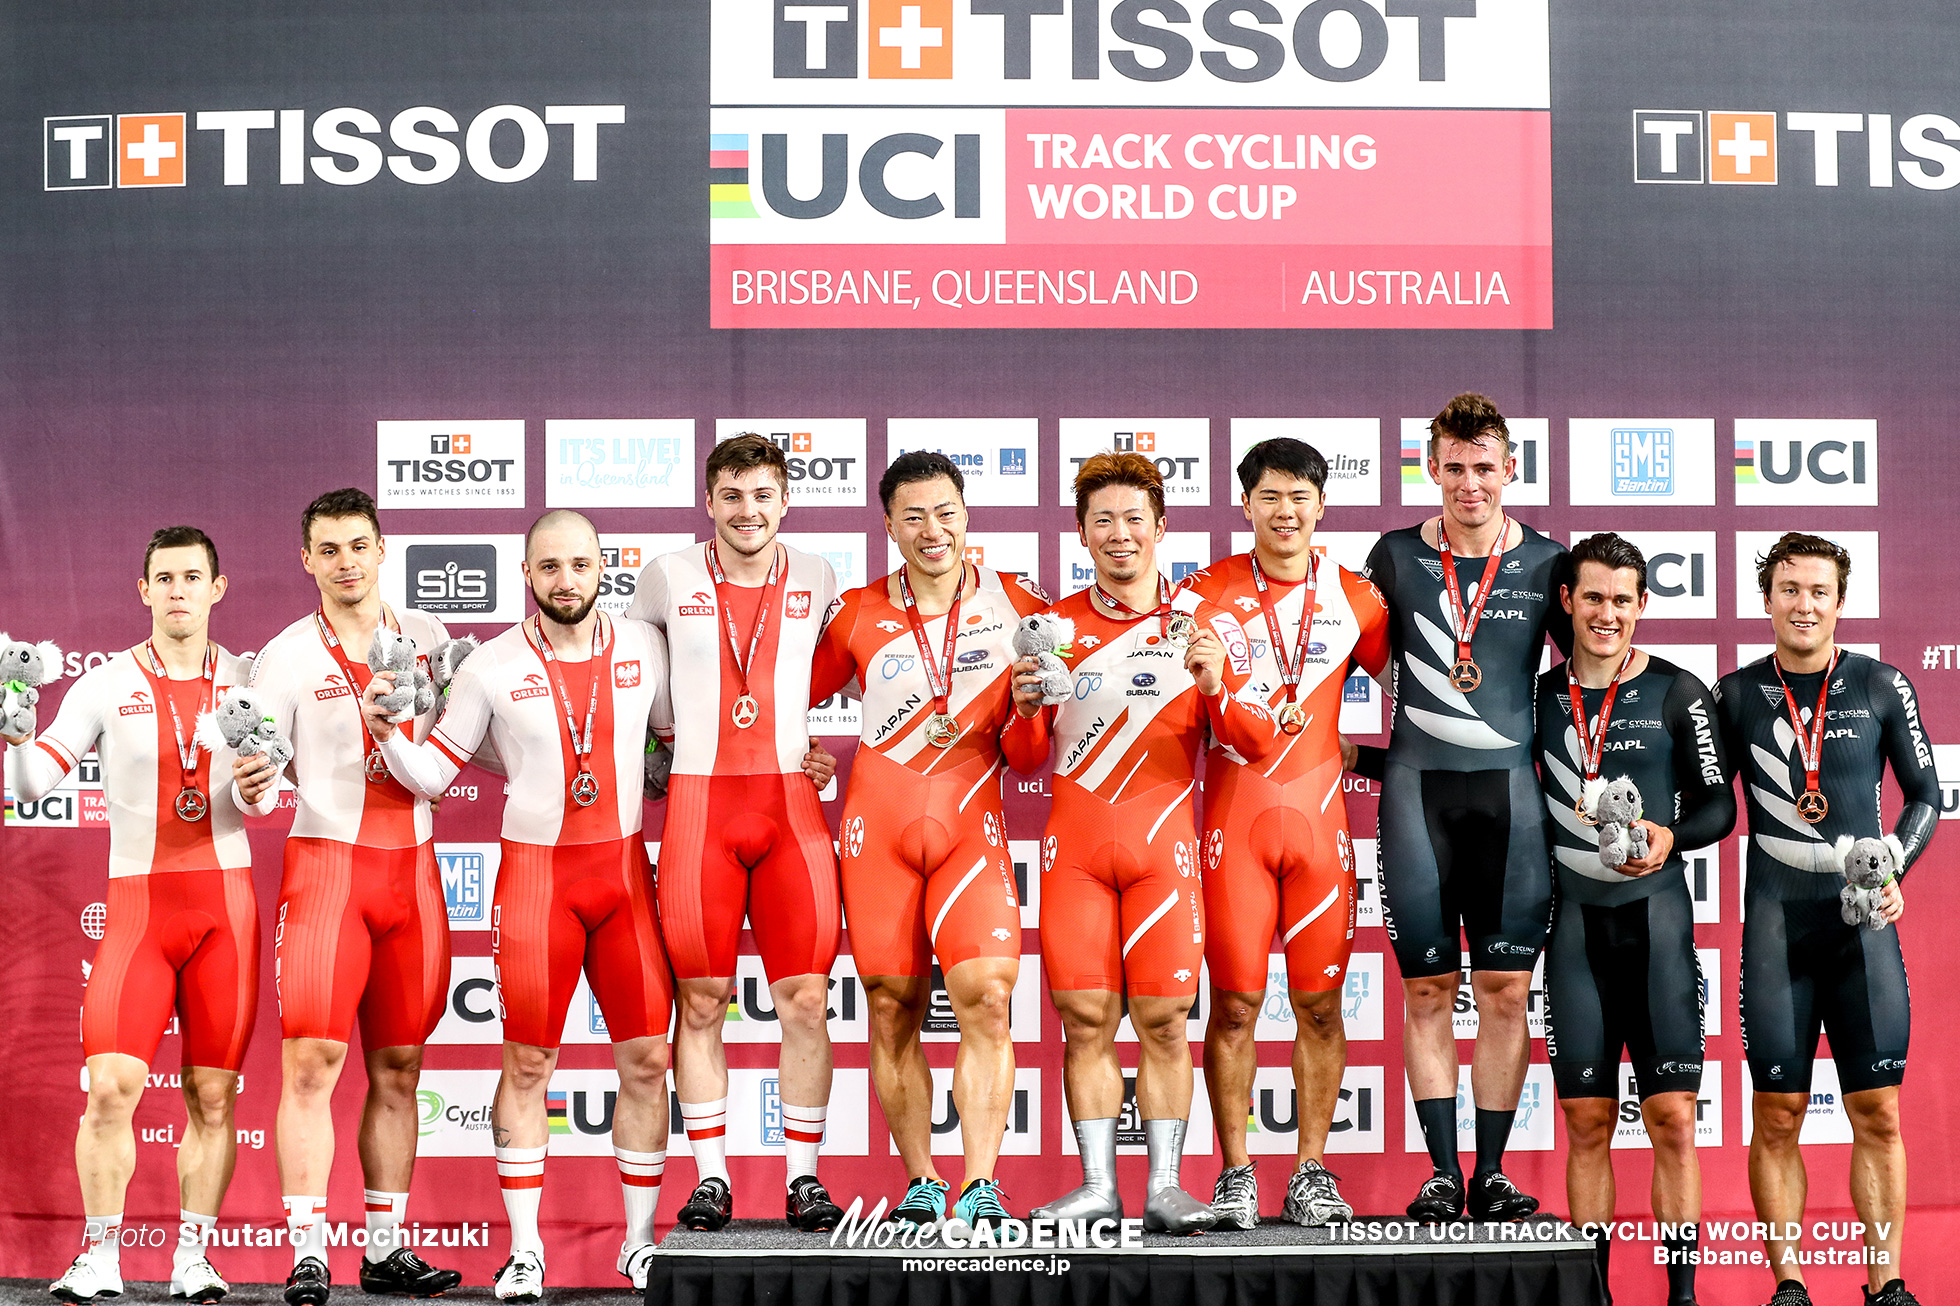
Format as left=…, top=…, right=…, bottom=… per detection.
left=363, top=1190, right=408, bottom=1264
left=615, top=1148, right=666, bottom=1247
left=174, top=1210, right=216, bottom=1272
left=780, top=1102, right=827, bottom=1184
left=282, top=1196, right=327, bottom=1268
left=83, top=1214, right=123, bottom=1266
left=496, top=1145, right=548, bottom=1256
left=680, top=1098, right=729, bottom=1184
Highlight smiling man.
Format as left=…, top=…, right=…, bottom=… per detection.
left=1181, top=438, right=1390, bottom=1229
left=1361, top=394, right=1572, bottom=1221
left=1716, top=533, right=1938, bottom=1306
left=236, top=488, right=461, bottom=1305
left=807, top=450, right=1048, bottom=1233
left=1005, top=451, right=1275, bottom=1235
left=1532, top=533, right=1734, bottom=1303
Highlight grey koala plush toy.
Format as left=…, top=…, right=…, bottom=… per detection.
left=367, top=627, right=436, bottom=724
left=0, top=634, right=64, bottom=737
left=1011, top=613, right=1077, bottom=706
left=427, top=636, right=479, bottom=721
left=196, top=687, right=295, bottom=773
left=1834, top=834, right=1903, bottom=930
left=1582, top=775, right=1649, bottom=870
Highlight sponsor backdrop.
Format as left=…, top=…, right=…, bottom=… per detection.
left=3, top=0, right=1957, bottom=1299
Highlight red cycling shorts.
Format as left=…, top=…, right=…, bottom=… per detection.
left=1038, top=779, right=1204, bottom=998
left=839, top=747, right=1021, bottom=979
left=657, top=772, right=840, bottom=984
left=84, top=867, right=260, bottom=1071
left=1201, top=754, right=1357, bottom=997
left=275, top=837, right=450, bottom=1049
left=493, top=836, right=672, bottom=1048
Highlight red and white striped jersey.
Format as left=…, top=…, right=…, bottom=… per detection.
left=14, top=646, right=253, bottom=879
left=1182, top=554, right=1391, bottom=777
left=246, top=607, right=448, bottom=848
left=387, top=616, right=672, bottom=846
left=809, top=567, right=1049, bottom=771
left=626, top=541, right=837, bottom=778
left=1002, top=585, right=1275, bottom=801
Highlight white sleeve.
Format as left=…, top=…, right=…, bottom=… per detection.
left=645, top=623, right=675, bottom=744
left=234, top=644, right=300, bottom=816
left=625, top=555, right=669, bottom=628
left=412, top=655, right=494, bottom=796
left=377, top=731, right=458, bottom=801
left=12, top=671, right=105, bottom=802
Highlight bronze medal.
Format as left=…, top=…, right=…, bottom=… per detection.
left=1797, top=790, right=1829, bottom=823
left=1449, top=658, right=1483, bottom=693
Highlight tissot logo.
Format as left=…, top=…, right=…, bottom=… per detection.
left=1635, top=109, right=1960, bottom=190
left=45, top=104, right=625, bottom=192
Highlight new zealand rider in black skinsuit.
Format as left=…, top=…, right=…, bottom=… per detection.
left=1356, top=394, right=1572, bottom=1222
left=1716, top=534, right=1937, bottom=1306
left=1533, top=533, right=1734, bottom=1306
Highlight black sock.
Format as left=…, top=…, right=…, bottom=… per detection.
left=1473, top=1107, right=1514, bottom=1176
left=1413, top=1098, right=1461, bottom=1177
left=1663, top=1227, right=1697, bottom=1303
left=1592, top=1231, right=1613, bottom=1303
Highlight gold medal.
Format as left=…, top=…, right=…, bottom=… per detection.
left=1279, top=702, right=1307, bottom=736
left=1165, top=611, right=1198, bottom=646
left=924, top=713, right=961, bottom=748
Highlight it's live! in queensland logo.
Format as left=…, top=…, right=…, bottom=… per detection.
left=709, top=0, right=1551, bottom=329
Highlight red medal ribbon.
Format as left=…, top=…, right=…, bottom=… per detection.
left=1092, top=574, right=1176, bottom=637
left=313, top=607, right=408, bottom=783
left=705, top=540, right=785, bottom=706
left=1437, top=516, right=1508, bottom=671
left=1772, top=648, right=1839, bottom=808
left=1565, top=648, right=1636, bottom=785
left=140, top=641, right=217, bottom=798
left=524, top=613, right=607, bottom=784
left=898, top=563, right=968, bottom=718
left=1249, top=552, right=1319, bottom=708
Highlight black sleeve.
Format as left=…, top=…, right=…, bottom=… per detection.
left=1361, top=535, right=1395, bottom=608
left=1713, top=672, right=1749, bottom=798
left=1351, top=744, right=1387, bottom=782
left=1543, top=546, right=1575, bottom=660
left=1870, top=661, right=1940, bottom=875
left=1530, top=668, right=1558, bottom=785
left=1663, top=669, right=1736, bottom=851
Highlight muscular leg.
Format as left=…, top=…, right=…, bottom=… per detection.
left=1562, top=1097, right=1617, bottom=1227
left=1750, top=1091, right=1810, bottom=1289
left=863, top=974, right=938, bottom=1183
left=76, top=1054, right=147, bottom=1216
left=1204, top=988, right=1261, bottom=1168
left=1291, top=989, right=1346, bottom=1164
left=945, top=957, right=1017, bottom=1183
left=610, top=1035, right=672, bottom=1155
left=1051, top=989, right=1124, bottom=1122
left=177, top=1066, right=240, bottom=1216
left=277, top=1038, right=349, bottom=1197
left=358, top=1045, right=424, bottom=1193
left=1644, top=1092, right=1702, bottom=1227
left=1130, top=994, right=1196, bottom=1121
left=672, top=976, right=733, bottom=1105
left=1402, top=975, right=1459, bottom=1100
left=492, top=1042, right=561, bottom=1151
left=1469, top=970, right=1531, bottom=1111
left=1844, top=1086, right=1906, bottom=1290
left=772, top=972, right=834, bottom=1116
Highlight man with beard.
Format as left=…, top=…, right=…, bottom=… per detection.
left=366, top=509, right=678, bottom=1299
left=235, top=489, right=461, bottom=1304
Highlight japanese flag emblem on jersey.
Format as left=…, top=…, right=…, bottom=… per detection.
left=786, top=591, right=812, bottom=620
left=984, top=810, right=1002, bottom=847
left=1174, top=841, right=1193, bottom=878
left=1041, top=835, right=1057, bottom=875
left=614, top=660, right=641, bottom=688
left=1206, top=829, right=1224, bottom=870
left=844, top=815, right=866, bottom=859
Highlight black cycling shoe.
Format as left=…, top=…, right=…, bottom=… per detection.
left=1761, top=1280, right=1811, bottom=1306
left=1861, top=1281, right=1919, bottom=1306
left=678, top=1177, right=734, bottom=1232
left=1466, top=1170, right=1540, bottom=1221
left=283, top=1257, right=330, bottom=1306
left=358, top=1249, right=462, bottom=1297
left=786, top=1175, right=845, bottom=1232
left=1405, top=1170, right=1466, bottom=1221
